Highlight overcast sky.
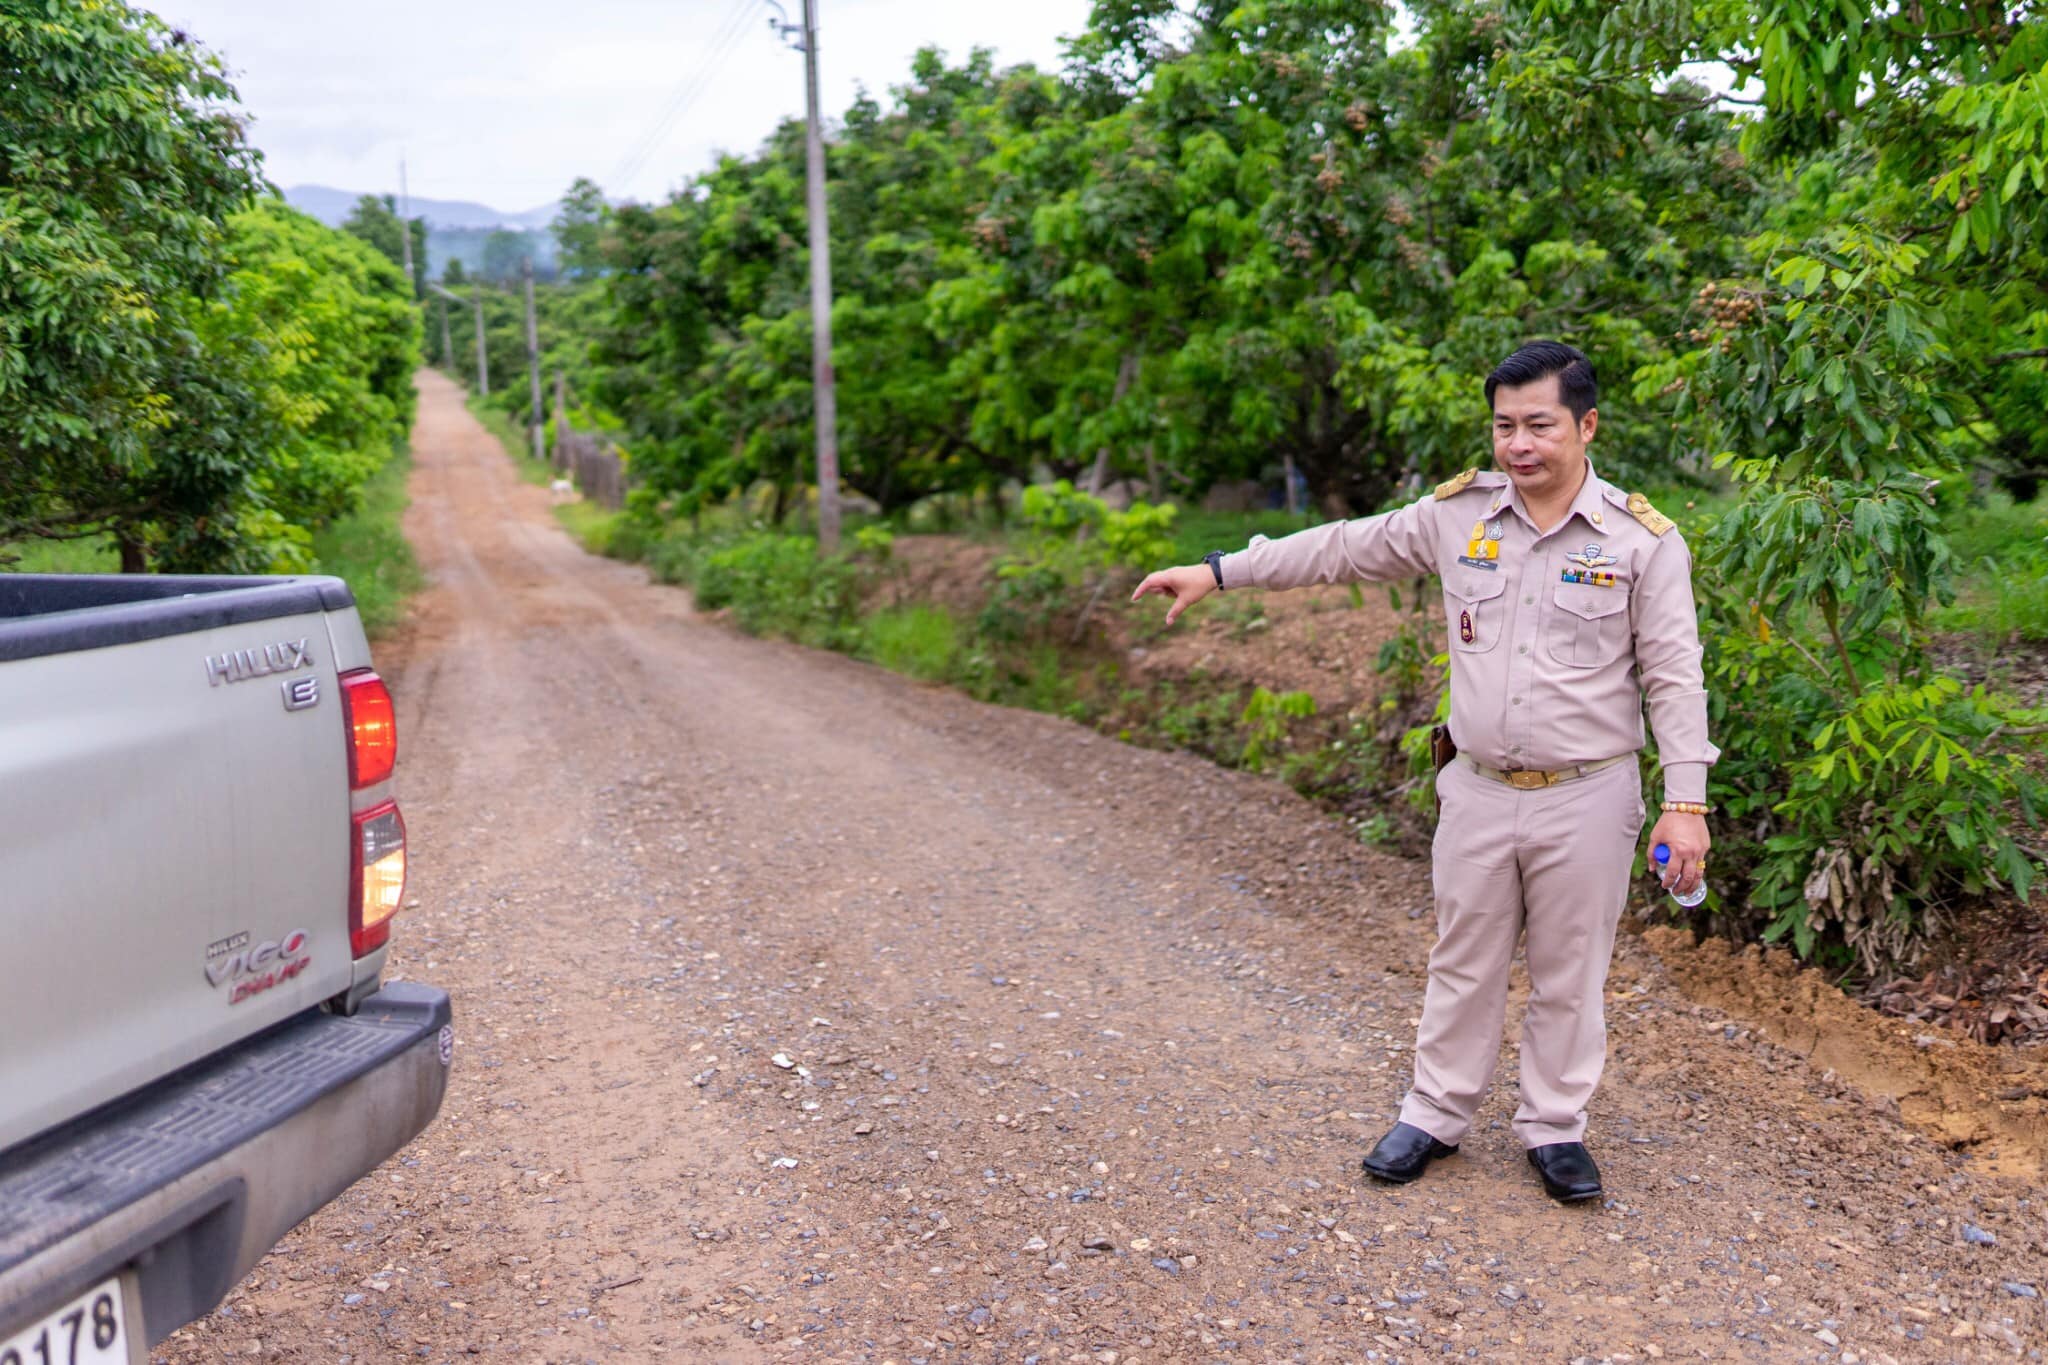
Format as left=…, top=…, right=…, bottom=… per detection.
left=157, top=0, right=1099, bottom=213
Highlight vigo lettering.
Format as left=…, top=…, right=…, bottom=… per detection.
left=205, top=928, right=313, bottom=998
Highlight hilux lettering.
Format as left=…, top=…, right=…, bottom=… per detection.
left=205, top=639, right=312, bottom=687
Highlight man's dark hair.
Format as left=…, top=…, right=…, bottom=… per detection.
left=1485, top=340, right=1597, bottom=421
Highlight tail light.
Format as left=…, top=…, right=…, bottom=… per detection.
left=340, top=670, right=397, bottom=788
left=342, top=668, right=406, bottom=958
left=350, top=801, right=407, bottom=957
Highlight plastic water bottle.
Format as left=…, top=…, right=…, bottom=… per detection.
left=1653, top=844, right=1708, bottom=908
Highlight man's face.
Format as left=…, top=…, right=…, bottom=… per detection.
left=1490, top=374, right=1596, bottom=501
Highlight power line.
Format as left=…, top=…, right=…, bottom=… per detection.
left=620, top=0, right=764, bottom=189
left=609, top=0, right=767, bottom=196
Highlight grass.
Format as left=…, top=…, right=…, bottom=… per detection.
left=861, top=604, right=963, bottom=683
left=310, top=448, right=424, bottom=639
left=464, top=392, right=636, bottom=552
left=1167, top=508, right=1320, bottom=563
left=0, top=535, right=119, bottom=573
left=466, top=394, right=552, bottom=487
left=1933, top=490, right=2048, bottom=641
left=555, top=499, right=628, bottom=554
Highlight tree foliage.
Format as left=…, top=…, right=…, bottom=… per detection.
left=0, top=0, right=262, bottom=558
left=0, top=1, right=420, bottom=571
left=1554, top=0, right=2048, bottom=965
left=555, top=0, right=2043, bottom=967
left=341, top=193, right=429, bottom=300
left=208, top=201, right=421, bottom=532
left=553, top=176, right=611, bottom=278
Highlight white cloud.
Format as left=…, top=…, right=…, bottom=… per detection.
left=155, top=0, right=1096, bottom=211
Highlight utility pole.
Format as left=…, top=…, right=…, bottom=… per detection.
left=472, top=281, right=489, bottom=396
left=771, top=0, right=841, bottom=550
left=397, top=158, right=417, bottom=300
left=802, top=0, right=841, bottom=550
left=523, top=257, right=544, bottom=466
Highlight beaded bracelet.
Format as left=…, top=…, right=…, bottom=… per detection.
left=1661, top=800, right=1711, bottom=815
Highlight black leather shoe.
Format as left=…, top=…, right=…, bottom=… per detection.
left=1526, top=1142, right=1603, bottom=1202
left=1361, top=1122, right=1458, bottom=1184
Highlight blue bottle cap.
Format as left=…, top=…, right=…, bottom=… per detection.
left=1652, top=843, right=1671, bottom=865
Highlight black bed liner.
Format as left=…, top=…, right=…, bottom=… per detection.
left=0, top=574, right=356, bottom=664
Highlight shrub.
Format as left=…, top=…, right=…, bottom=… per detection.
left=1705, top=626, right=2045, bottom=971
left=1240, top=687, right=1317, bottom=772
left=853, top=524, right=897, bottom=561
left=862, top=605, right=962, bottom=683
left=986, top=482, right=1180, bottom=643
left=693, top=535, right=860, bottom=648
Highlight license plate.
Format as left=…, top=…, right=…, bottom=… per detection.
left=1, top=1277, right=131, bottom=1365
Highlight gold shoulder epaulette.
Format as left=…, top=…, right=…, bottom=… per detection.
left=1625, top=491, right=1676, bottom=537
left=1433, top=468, right=1478, bottom=500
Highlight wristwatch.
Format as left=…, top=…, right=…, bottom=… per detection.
left=1202, top=550, right=1226, bottom=589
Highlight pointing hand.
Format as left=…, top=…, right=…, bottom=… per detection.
left=1130, top=565, right=1219, bottom=626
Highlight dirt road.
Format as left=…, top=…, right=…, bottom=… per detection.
left=157, top=372, right=2043, bottom=1363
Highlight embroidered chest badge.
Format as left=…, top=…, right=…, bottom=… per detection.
left=1458, top=608, right=1475, bottom=644
left=1457, top=518, right=1503, bottom=571
left=1566, top=543, right=1616, bottom=570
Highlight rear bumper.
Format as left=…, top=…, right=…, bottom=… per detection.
left=0, top=983, right=451, bottom=1347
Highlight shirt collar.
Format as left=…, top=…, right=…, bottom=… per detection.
left=1488, top=457, right=1608, bottom=540
left=1565, top=458, right=1611, bottom=536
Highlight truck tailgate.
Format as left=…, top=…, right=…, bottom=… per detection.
left=0, top=598, right=359, bottom=1154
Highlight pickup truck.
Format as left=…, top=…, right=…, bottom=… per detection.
left=0, top=574, right=450, bottom=1364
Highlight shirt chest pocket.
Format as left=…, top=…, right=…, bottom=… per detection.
left=1547, top=582, right=1631, bottom=667
left=1445, top=573, right=1509, bottom=654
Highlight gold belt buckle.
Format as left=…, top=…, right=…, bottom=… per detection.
left=1505, top=768, right=1553, bottom=790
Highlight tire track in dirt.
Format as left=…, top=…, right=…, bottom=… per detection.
left=153, top=371, right=2043, bottom=1364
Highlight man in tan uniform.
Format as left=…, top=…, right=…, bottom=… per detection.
left=1132, top=340, right=1714, bottom=1202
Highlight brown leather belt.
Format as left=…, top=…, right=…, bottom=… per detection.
left=1464, top=753, right=1632, bottom=790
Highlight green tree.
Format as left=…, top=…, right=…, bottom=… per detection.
left=0, top=0, right=265, bottom=562
left=481, top=228, right=536, bottom=283
left=1520, top=0, right=2047, bottom=965
left=205, top=201, right=420, bottom=530
left=340, top=193, right=428, bottom=299
left=553, top=177, right=611, bottom=277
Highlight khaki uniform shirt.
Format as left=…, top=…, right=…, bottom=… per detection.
left=1217, top=464, right=1717, bottom=803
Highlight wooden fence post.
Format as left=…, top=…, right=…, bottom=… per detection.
left=553, top=370, right=569, bottom=472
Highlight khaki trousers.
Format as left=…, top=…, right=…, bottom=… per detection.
left=1397, top=754, right=1645, bottom=1148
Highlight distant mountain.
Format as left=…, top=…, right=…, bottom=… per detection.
left=284, top=184, right=559, bottom=231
